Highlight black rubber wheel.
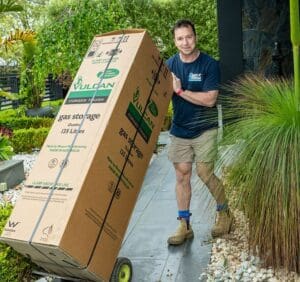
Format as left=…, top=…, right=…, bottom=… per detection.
left=110, top=257, right=132, bottom=282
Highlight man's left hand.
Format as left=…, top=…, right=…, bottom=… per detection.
left=171, top=73, right=182, bottom=93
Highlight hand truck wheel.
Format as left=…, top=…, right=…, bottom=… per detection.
left=110, top=257, right=132, bottom=282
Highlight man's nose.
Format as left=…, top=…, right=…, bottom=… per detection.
left=183, top=38, right=188, bottom=44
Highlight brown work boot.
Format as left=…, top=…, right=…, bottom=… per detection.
left=167, top=219, right=194, bottom=245
left=211, top=209, right=234, bottom=238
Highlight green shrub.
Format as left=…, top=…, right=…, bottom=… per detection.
left=0, top=100, right=63, bottom=121
left=0, top=117, right=54, bottom=130
left=0, top=107, right=26, bottom=119
left=41, top=99, right=64, bottom=108
left=0, top=205, right=34, bottom=282
left=41, top=99, right=64, bottom=117
left=11, top=127, right=50, bottom=153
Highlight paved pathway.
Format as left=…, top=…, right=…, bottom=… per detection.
left=118, top=132, right=216, bottom=282
left=37, top=132, right=216, bottom=282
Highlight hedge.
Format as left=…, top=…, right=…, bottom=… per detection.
left=11, top=127, right=50, bottom=153
left=0, top=117, right=54, bottom=130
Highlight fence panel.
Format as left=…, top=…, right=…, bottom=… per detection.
left=0, top=73, right=64, bottom=110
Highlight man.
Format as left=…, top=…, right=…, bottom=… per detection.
left=165, top=19, right=233, bottom=245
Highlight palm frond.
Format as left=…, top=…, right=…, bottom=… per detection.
left=0, top=29, right=36, bottom=51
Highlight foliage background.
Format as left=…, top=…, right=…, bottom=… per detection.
left=33, top=0, right=218, bottom=87
left=1, top=0, right=218, bottom=106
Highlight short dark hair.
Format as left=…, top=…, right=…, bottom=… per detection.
left=171, top=19, right=196, bottom=37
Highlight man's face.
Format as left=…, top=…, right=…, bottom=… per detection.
left=173, top=25, right=197, bottom=56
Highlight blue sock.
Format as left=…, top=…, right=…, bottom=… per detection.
left=178, top=210, right=191, bottom=220
left=216, top=203, right=228, bottom=212
left=178, top=210, right=192, bottom=229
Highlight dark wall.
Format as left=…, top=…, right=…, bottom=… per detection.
left=217, top=0, right=244, bottom=84
left=217, top=0, right=293, bottom=82
left=242, top=0, right=293, bottom=77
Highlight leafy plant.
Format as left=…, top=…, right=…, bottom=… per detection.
left=1, top=29, right=44, bottom=109
left=0, top=136, right=13, bottom=160
left=1, top=0, right=47, bottom=110
left=0, top=204, right=34, bottom=282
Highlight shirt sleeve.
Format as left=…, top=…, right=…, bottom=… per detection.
left=165, top=57, right=173, bottom=72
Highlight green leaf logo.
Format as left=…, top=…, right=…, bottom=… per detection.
left=133, top=88, right=140, bottom=102
left=97, top=68, right=119, bottom=79
left=148, top=100, right=158, bottom=117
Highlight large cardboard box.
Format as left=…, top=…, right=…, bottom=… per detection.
left=0, top=29, right=172, bottom=281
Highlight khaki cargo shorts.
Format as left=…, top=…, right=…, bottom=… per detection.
left=168, top=128, right=218, bottom=163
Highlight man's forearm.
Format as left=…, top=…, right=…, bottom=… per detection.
left=177, top=89, right=218, bottom=107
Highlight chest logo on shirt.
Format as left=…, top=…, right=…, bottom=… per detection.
left=188, top=73, right=203, bottom=82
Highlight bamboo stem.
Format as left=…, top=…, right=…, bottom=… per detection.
left=293, top=45, right=300, bottom=102
left=290, top=0, right=300, bottom=102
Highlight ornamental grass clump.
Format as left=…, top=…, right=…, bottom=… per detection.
left=220, top=75, right=300, bottom=272
left=218, top=0, right=300, bottom=272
